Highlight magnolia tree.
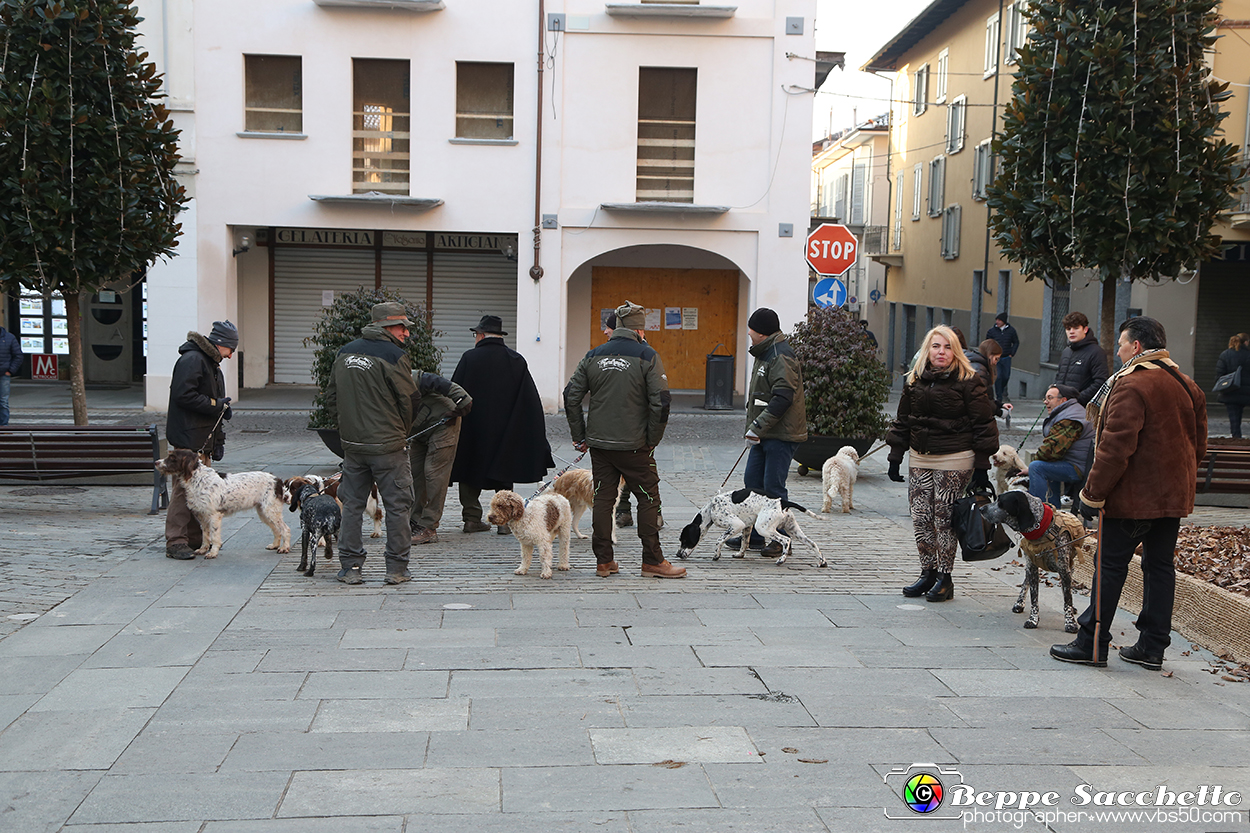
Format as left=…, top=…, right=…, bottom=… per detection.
left=0, top=0, right=186, bottom=424
left=988, top=0, right=1241, bottom=352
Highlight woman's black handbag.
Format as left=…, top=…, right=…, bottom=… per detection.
left=952, top=483, right=1013, bottom=561
left=1213, top=366, right=1241, bottom=394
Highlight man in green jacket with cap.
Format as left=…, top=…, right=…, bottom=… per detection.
left=325, top=302, right=421, bottom=585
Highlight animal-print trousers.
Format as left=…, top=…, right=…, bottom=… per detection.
left=908, top=466, right=972, bottom=573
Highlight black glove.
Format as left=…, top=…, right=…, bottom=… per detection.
left=211, top=438, right=225, bottom=462
left=1078, top=499, right=1099, bottom=520
left=888, top=461, right=905, bottom=482
left=971, top=468, right=990, bottom=489
left=221, top=397, right=232, bottom=420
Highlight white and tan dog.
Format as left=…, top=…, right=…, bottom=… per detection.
left=156, top=449, right=291, bottom=559
left=487, top=490, right=574, bottom=579
left=318, top=471, right=384, bottom=538
left=549, top=468, right=624, bottom=541
left=989, top=443, right=1030, bottom=493
left=821, top=445, right=861, bottom=514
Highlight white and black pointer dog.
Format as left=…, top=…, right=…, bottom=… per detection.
left=286, top=476, right=342, bottom=577
left=981, top=491, right=1086, bottom=633
left=156, top=449, right=291, bottom=559
left=675, top=488, right=826, bottom=567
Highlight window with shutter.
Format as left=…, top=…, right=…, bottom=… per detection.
left=456, top=62, right=514, bottom=140
left=353, top=59, right=410, bottom=195
left=927, top=156, right=945, bottom=218
left=913, top=64, right=929, bottom=116
left=637, top=67, right=697, bottom=203
left=912, top=162, right=923, bottom=220
left=946, top=96, right=966, bottom=154
left=245, top=55, right=302, bottom=134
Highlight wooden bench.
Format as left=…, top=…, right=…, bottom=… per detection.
left=0, top=424, right=168, bottom=514
left=1197, top=443, right=1250, bottom=495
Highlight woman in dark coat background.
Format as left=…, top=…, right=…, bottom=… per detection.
left=1215, top=333, right=1250, bottom=438
left=886, top=325, right=1000, bottom=602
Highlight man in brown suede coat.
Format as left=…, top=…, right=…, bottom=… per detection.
left=1050, top=317, right=1206, bottom=672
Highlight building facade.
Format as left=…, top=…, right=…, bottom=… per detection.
left=124, top=0, right=820, bottom=410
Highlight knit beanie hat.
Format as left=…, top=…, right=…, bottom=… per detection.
left=208, top=320, right=239, bottom=350
left=748, top=308, right=780, bottom=335
left=616, top=301, right=646, bottom=330
left=1053, top=384, right=1080, bottom=401
left=995, top=313, right=1009, bottom=325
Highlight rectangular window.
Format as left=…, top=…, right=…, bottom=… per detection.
left=893, top=171, right=904, bottom=249
left=941, top=204, right=962, bottom=259
left=850, top=160, right=867, bottom=225
left=1006, top=0, right=1029, bottom=63
left=985, top=13, right=1001, bottom=76
left=913, top=64, right=929, bottom=116
left=972, top=139, right=994, bottom=200
left=834, top=172, right=849, bottom=221
left=935, top=49, right=949, bottom=103
left=912, top=162, right=924, bottom=220
left=637, top=67, right=697, bottom=203
left=244, top=55, right=302, bottom=133
left=927, top=156, right=945, bottom=218
left=353, top=58, right=411, bottom=195
left=945, top=95, right=966, bottom=154
left=456, top=62, right=514, bottom=140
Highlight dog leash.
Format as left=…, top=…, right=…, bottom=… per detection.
left=526, top=450, right=587, bottom=504
left=720, top=446, right=750, bottom=489
left=405, top=415, right=453, bottom=443
left=1015, top=407, right=1046, bottom=452
left=1004, top=526, right=1099, bottom=560
left=197, top=406, right=229, bottom=457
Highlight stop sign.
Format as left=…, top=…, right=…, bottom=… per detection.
left=805, top=223, right=858, bottom=276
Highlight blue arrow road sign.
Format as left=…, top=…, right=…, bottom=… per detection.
left=813, top=277, right=847, bottom=309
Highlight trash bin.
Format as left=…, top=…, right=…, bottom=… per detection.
left=704, top=344, right=734, bottom=410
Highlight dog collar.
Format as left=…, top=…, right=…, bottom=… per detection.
left=1021, top=503, right=1052, bottom=541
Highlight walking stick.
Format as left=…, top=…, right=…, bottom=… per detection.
left=720, top=445, right=750, bottom=489
left=1092, top=508, right=1104, bottom=664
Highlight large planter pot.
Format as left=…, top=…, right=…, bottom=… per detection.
left=794, top=435, right=876, bottom=476
left=311, top=427, right=344, bottom=458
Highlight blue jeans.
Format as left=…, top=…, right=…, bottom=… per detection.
left=994, top=355, right=1012, bottom=401
left=0, top=373, right=10, bottom=425
left=743, top=438, right=799, bottom=545
left=1028, top=459, right=1082, bottom=506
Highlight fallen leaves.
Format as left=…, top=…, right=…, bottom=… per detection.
left=1173, top=525, right=1250, bottom=597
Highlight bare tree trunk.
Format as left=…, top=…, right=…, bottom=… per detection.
left=1100, top=276, right=1118, bottom=359
left=64, top=289, right=89, bottom=426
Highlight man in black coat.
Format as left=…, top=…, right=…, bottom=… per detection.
left=450, top=315, right=553, bottom=533
left=164, top=321, right=237, bottom=560
left=985, top=313, right=1020, bottom=402
left=1054, top=311, right=1109, bottom=406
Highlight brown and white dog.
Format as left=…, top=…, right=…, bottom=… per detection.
left=319, top=471, right=384, bottom=538
left=549, top=468, right=623, bottom=541
left=989, top=443, right=1030, bottom=493
left=156, top=449, right=291, bottom=559
left=820, top=445, right=861, bottom=514
left=487, top=490, right=573, bottom=579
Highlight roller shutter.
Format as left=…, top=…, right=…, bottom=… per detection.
left=429, top=252, right=518, bottom=376
left=273, top=248, right=376, bottom=383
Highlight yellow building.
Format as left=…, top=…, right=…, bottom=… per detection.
left=863, top=0, right=1250, bottom=393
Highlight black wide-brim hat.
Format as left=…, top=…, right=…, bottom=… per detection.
left=470, top=314, right=508, bottom=335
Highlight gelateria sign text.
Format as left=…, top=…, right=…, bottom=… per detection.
left=261, top=228, right=517, bottom=252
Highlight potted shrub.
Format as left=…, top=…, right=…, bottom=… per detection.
left=305, top=287, right=442, bottom=456
left=789, top=305, right=890, bottom=475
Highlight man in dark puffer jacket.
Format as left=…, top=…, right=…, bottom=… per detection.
left=164, top=321, right=237, bottom=560
left=1053, top=311, right=1109, bottom=406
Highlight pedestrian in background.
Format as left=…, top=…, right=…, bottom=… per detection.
left=887, top=325, right=999, bottom=602
left=1028, top=384, right=1093, bottom=506
left=985, top=313, right=1019, bottom=402
left=164, top=320, right=237, bottom=560
left=565, top=300, right=679, bottom=578
left=1053, top=311, right=1109, bottom=406
left=966, top=339, right=1008, bottom=417
left=450, top=315, right=553, bottom=534
left=1052, top=316, right=1206, bottom=671
left=859, top=319, right=878, bottom=349
left=325, top=303, right=420, bottom=585
left=0, top=322, right=22, bottom=426
left=408, top=372, right=473, bottom=545
left=1214, top=332, right=1250, bottom=438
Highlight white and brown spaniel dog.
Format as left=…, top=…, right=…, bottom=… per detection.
left=487, top=490, right=573, bottom=579
left=157, top=449, right=291, bottom=559
left=549, top=468, right=623, bottom=541
left=285, top=476, right=342, bottom=577
left=319, top=471, right=384, bottom=538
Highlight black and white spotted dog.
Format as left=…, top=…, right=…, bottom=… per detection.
left=675, top=488, right=827, bottom=567
left=981, top=491, right=1087, bottom=633
left=286, top=476, right=342, bottom=577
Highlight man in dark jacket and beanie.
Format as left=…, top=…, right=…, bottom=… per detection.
left=164, top=320, right=237, bottom=559
left=985, top=313, right=1019, bottom=402
left=0, top=324, right=22, bottom=426
left=1053, top=311, right=1109, bottom=406
left=325, top=303, right=421, bottom=585
left=450, top=315, right=553, bottom=533
left=565, top=301, right=679, bottom=578
left=1051, top=316, right=1206, bottom=671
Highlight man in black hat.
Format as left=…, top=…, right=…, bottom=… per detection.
left=163, top=320, right=238, bottom=560
left=449, top=315, right=553, bottom=533
left=985, top=312, right=1019, bottom=402
left=325, top=302, right=421, bottom=585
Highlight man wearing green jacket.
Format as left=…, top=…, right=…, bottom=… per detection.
left=325, top=302, right=421, bottom=585
left=408, top=373, right=472, bottom=545
left=565, top=301, right=680, bottom=578
left=741, top=308, right=808, bottom=555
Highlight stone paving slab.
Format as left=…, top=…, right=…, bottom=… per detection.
left=31, top=665, right=189, bottom=711
left=310, top=697, right=471, bottom=733
left=70, top=771, right=291, bottom=824
left=0, top=770, right=105, bottom=832
left=220, top=731, right=428, bottom=772
left=427, top=727, right=597, bottom=767
left=297, top=669, right=448, bottom=699
left=629, top=807, right=830, bottom=832
left=501, top=763, right=719, bottom=812
left=279, top=767, right=500, bottom=816
left=589, top=725, right=759, bottom=763
left=0, top=707, right=155, bottom=771
left=466, top=695, right=627, bottom=730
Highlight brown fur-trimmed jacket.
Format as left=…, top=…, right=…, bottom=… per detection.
left=1080, top=351, right=1207, bottom=519
left=886, top=366, right=1000, bottom=469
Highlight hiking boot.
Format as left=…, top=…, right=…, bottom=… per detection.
left=463, top=520, right=491, bottom=533
left=411, top=527, right=438, bottom=545
left=165, top=543, right=196, bottom=561
left=641, top=560, right=686, bottom=578
left=760, top=541, right=784, bottom=558
left=615, top=510, right=633, bottom=528
left=384, top=571, right=412, bottom=585
left=497, top=524, right=511, bottom=535
left=1118, top=643, right=1164, bottom=671
left=336, top=567, right=364, bottom=585
left=595, top=561, right=620, bottom=578
left=1049, top=640, right=1107, bottom=667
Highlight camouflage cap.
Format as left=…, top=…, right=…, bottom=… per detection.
left=371, top=302, right=418, bottom=329
left=615, top=300, right=646, bottom=330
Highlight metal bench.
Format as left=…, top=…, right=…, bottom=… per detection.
left=0, top=424, right=168, bottom=514
left=1197, top=442, right=1250, bottom=495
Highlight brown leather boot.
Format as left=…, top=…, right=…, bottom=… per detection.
left=641, top=559, right=686, bottom=578
left=595, top=561, right=620, bottom=577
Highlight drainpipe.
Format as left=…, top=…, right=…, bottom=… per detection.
left=982, top=0, right=1004, bottom=305
left=531, top=0, right=545, bottom=281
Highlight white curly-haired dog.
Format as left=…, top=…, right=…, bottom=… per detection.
left=487, top=490, right=573, bottom=579
left=548, top=468, right=623, bottom=541
left=989, top=443, right=1030, bottom=493
left=156, top=449, right=291, bottom=559
left=821, top=445, right=861, bottom=514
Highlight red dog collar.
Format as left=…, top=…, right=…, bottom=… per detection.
left=1022, top=503, right=1052, bottom=541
